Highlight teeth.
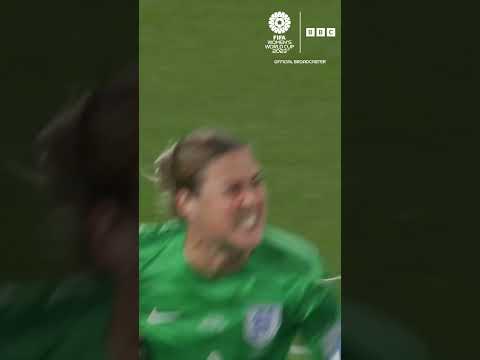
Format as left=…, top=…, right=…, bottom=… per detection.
left=240, top=214, right=257, bottom=230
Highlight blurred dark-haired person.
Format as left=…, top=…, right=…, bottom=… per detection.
left=0, top=67, right=138, bottom=360
left=139, top=129, right=341, bottom=360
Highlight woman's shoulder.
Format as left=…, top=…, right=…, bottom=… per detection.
left=139, top=219, right=186, bottom=269
left=139, top=219, right=185, bottom=239
left=261, top=225, right=325, bottom=274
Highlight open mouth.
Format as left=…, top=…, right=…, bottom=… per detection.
left=236, top=211, right=261, bottom=232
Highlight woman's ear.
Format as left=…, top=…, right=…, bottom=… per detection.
left=87, top=200, right=137, bottom=275
left=176, top=188, right=196, bottom=219
left=88, top=200, right=118, bottom=241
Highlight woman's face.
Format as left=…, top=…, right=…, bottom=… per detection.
left=184, top=147, right=267, bottom=253
left=87, top=200, right=137, bottom=277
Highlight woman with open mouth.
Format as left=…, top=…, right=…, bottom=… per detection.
left=139, top=129, right=341, bottom=360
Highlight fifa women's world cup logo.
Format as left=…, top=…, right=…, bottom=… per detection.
left=265, top=11, right=295, bottom=54
left=268, top=12, right=291, bottom=34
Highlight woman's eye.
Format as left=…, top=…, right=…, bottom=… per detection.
left=226, top=184, right=242, bottom=195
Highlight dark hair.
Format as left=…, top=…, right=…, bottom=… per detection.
left=36, top=66, right=138, bottom=213
left=154, top=129, right=246, bottom=216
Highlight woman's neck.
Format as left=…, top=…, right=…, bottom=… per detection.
left=184, top=229, right=251, bottom=278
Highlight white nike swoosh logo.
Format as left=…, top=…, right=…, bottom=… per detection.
left=147, top=307, right=181, bottom=325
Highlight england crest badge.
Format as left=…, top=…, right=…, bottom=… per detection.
left=244, top=304, right=282, bottom=348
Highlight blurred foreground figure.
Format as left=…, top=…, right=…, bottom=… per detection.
left=0, top=67, right=138, bottom=360
left=139, top=129, right=340, bottom=359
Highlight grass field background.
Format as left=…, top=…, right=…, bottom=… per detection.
left=140, top=1, right=340, bottom=358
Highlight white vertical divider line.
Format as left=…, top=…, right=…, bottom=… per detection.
left=299, top=11, right=302, bottom=54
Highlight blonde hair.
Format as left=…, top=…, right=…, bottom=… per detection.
left=154, top=129, right=246, bottom=216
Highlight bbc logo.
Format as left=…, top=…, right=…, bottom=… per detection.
left=305, top=28, right=336, bottom=37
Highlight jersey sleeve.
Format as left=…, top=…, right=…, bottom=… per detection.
left=138, top=220, right=182, bottom=360
left=292, top=260, right=341, bottom=360
left=139, top=222, right=173, bottom=277
left=138, top=223, right=160, bottom=358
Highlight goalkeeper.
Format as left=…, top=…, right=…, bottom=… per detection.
left=140, top=129, right=340, bottom=360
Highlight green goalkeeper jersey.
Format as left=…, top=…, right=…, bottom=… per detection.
left=0, top=275, right=113, bottom=360
left=139, top=220, right=340, bottom=360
